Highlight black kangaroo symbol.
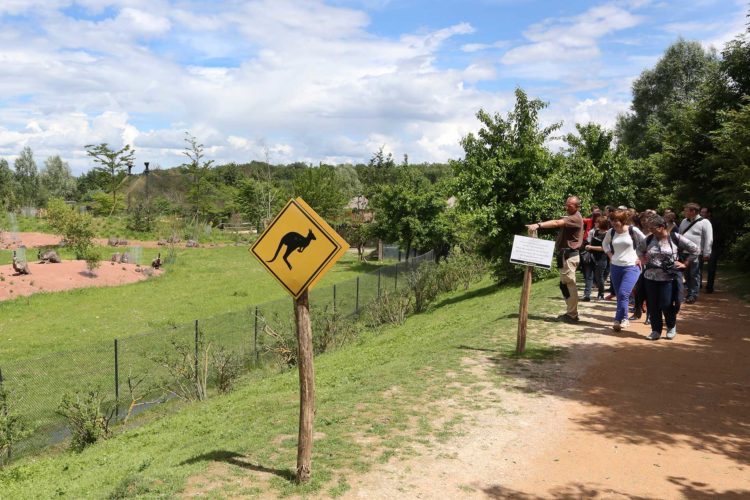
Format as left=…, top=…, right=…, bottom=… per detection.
left=267, top=229, right=316, bottom=270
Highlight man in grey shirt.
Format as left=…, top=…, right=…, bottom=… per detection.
left=678, top=202, right=713, bottom=303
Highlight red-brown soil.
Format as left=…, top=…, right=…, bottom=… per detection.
left=0, top=260, right=162, bottom=301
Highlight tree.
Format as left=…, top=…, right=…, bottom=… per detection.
left=372, top=167, right=446, bottom=258
left=180, top=132, right=214, bottom=217
left=616, top=39, right=719, bottom=159
left=84, top=143, right=135, bottom=216
left=563, top=123, right=637, bottom=208
left=46, top=197, right=96, bottom=259
left=40, top=156, right=77, bottom=202
left=358, top=147, right=397, bottom=197
left=14, top=146, right=40, bottom=209
left=452, top=88, right=561, bottom=279
left=292, top=164, right=348, bottom=221
left=235, top=178, right=265, bottom=230
left=0, top=159, right=16, bottom=210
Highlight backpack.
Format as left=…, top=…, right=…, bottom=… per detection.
left=607, top=226, right=638, bottom=253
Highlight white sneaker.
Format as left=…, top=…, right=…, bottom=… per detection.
left=613, top=320, right=621, bottom=332
left=666, top=327, right=677, bottom=339
left=620, top=319, right=630, bottom=329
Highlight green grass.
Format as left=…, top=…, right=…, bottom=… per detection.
left=0, top=277, right=564, bottom=498
left=0, top=247, right=383, bottom=361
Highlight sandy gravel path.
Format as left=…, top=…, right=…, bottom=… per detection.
left=343, top=284, right=750, bottom=499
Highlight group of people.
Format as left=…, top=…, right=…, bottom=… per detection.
left=527, top=197, right=715, bottom=341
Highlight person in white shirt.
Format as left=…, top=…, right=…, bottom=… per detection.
left=678, top=202, right=713, bottom=304
left=602, top=209, right=646, bottom=331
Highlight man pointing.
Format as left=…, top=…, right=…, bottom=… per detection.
left=526, top=196, right=584, bottom=323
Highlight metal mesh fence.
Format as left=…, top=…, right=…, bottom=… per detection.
left=0, top=249, right=434, bottom=460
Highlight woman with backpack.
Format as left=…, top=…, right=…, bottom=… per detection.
left=583, top=214, right=609, bottom=301
left=602, top=209, right=645, bottom=331
left=637, top=215, right=699, bottom=340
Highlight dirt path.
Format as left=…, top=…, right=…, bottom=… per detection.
left=343, top=284, right=750, bottom=499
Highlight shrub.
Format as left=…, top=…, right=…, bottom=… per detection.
left=407, top=261, right=440, bottom=313
left=152, top=336, right=209, bottom=402
left=363, top=288, right=413, bottom=327
left=56, top=391, right=115, bottom=452
left=311, top=306, right=359, bottom=354
left=0, top=385, right=31, bottom=466
left=211, top=347, right=242, bottom=394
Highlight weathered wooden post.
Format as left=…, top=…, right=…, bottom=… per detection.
left=294, top=290, right=314, bottom=482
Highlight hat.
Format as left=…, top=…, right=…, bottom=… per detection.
left=617, top=205, right=628, bottom=210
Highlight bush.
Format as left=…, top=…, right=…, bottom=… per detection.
left=152, top=338, right=209, bottom=402
left=211, top=347, right=242, bottom=394
left=311, top=306, right=359, bottom=354
left=363, top=288, right=413, bottom=327
left=407, top=261, right=440, bottom=313
left=126, top=203, right=153, bottom=232
left=56, top=391, right=115, bottom=452
left=434, top=251, right=488, bottom=293
left=0, top=385, right=31, bottom=466
left=46, top=197, right=96, bottom=259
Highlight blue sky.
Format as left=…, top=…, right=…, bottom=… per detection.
left=0, top=0, right=745, bottom=174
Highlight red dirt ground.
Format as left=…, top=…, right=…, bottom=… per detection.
left=0, top=260, right=162, bottom=301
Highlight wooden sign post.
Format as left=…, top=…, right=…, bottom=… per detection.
left=294, top=290, right=314, bottom=482
left=250, top=198, right=348, bottom=483
left=509, top=230, right=554, bottom=355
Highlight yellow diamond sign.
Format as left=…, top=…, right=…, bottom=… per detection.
left=250, top=198, right=349, bottom=298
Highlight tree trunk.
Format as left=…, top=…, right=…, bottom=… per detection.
left=294, top=290, right=315, bottom=483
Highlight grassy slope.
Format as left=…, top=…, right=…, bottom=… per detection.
left=0, top=277, right=562, bottom=498
left=0, top=247, right=382, bottom=361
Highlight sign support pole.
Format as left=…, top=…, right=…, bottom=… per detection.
left=516, top=229, right=537, bottom=355
left=294, top=289, right=314, bottom=483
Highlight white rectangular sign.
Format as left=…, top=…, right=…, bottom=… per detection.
left=510, top=235, right=555, bottom=270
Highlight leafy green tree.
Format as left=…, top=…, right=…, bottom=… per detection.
left=14, top=146, right=40, bottom=208
left=616, top=39, right=719, bottom=159
left=452, top=88, right=561, bottom=279
left=563, top=123, right=637, bottom=208
left=372, top=167, right=446, bottom=258
left=292, top=164, right=348, bottom=221
left=235, top=178, right=265, bottom=230
left=335, top=164, right=362, bottom=200
left=180, top=132, right=214, bottom=217
left=46, top=197, right=96, bottom=259
left=40, top=156, right=77, bottom=202
left=84, top=143, right=135, bottom=216
left=358, top=147, right=397, bottom=197
left=0, top=159, right=16, bottom=210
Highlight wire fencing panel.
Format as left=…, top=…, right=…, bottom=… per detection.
left=2, top=250, right=435, bottom=459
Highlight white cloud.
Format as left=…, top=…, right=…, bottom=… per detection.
left=501, top=3, right=641, bottom=80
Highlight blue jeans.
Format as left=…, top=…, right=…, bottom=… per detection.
left=610, top=264, right=641, bottom=322
left=645, top=278, right=679, bottom=333
left=686, top=257, right=701, bottom=300
left=583, top=255, right=607, bottom=298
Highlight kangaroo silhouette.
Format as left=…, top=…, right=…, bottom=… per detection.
left=267, top=229, right=316, bottom=270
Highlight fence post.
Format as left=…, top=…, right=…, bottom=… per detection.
left=194, top=320, right=199, bottom=384
left=355, top=277, right=360, bottom=314
left=114, top=339, right=119, bottom=421
left=333, top=284, right=337, bottom=314
left=377, top=269, right=381, bottom=298
left=398, top=250, right=402, bottom=262
left=0, top=366, right=8, bottom=462
left=254, top=306, right=259, bottom=365
left=395, top=266, right=398, bottom=291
